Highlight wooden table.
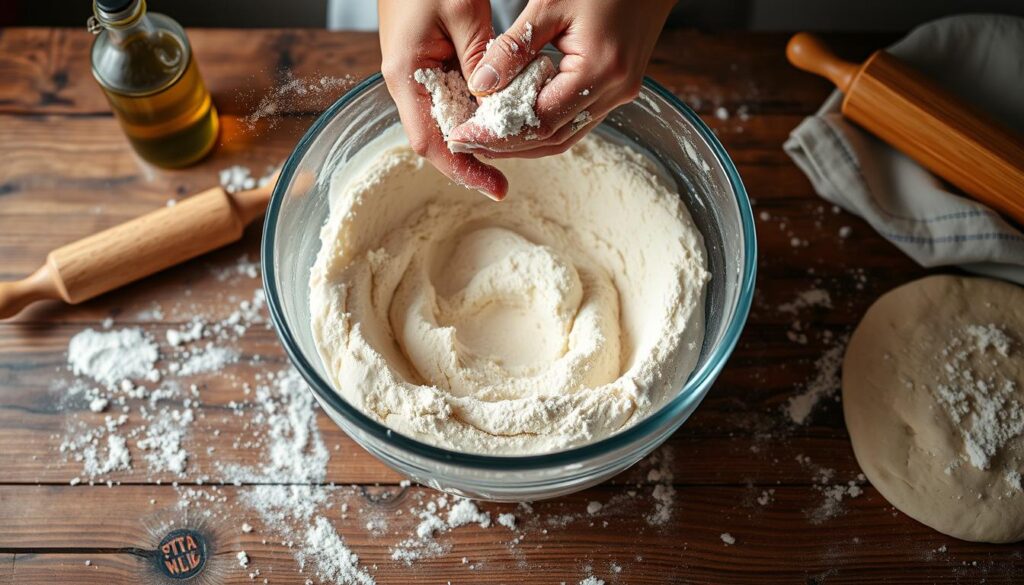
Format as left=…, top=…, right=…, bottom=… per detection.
left=1, top=28, right=1020, bottom=584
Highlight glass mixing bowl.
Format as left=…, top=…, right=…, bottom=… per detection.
left=262, top=74, right=756, bottom=501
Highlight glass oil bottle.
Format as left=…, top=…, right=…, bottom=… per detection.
left=88, top=0, right=219, bottom=168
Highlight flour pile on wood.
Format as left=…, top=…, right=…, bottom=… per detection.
left=68, top=328, right=159, bottom=388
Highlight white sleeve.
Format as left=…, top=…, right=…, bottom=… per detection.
left=326, top=0, right=528, bottom=32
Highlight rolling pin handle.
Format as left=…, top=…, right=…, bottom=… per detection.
left=229, top=171, right=279, bottom=226
left=0, top=264, right=62, bottom=319
left=786, top=33, right=860, bottom=92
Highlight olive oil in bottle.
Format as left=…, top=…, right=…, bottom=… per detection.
left=89, top=0, right=219, bottom=168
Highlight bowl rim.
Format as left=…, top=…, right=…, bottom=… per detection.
left=262, top=72, right=757, bottom=471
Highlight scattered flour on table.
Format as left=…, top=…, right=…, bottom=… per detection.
left=176, top=345, right=239, bottom=376
left=59, top=271, right=270, bottom=483
left=448, top=498, right=492, bottom=528
left=390, top=496, right=493, bottom=564
left=645, top=447, right=677, bottom=526
left=778, top=286, right=834, bottom=346
left=300, top=516, right=376, bottom=585
left=786, top=335, right=850, bottom=425
left=497, top=513, right=517, bottom=530
left=797, top=454, right=867, bottom=524
left=720, top=532, right=736, bottom=545
left=778, top=288, right=832, bottom=314
left=137, top=406, right=193, bottom=475
left=218, top=165, right=277, bottom=194
left=213, top=253, right=261, bottom=281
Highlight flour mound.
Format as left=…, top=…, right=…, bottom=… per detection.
left=68, top=328, right=159, bottom=387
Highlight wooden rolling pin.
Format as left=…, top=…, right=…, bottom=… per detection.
left=786, top=33, right=1024, bottom=226
left=0, top=176, right=277, bottom=319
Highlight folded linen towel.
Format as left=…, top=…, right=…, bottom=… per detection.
left=784, top=14, right=1024, bottom=285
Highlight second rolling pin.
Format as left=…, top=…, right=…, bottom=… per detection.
left=786, top=33, right=1024, bottom=226
left=0, top=175, right=277, bottom=319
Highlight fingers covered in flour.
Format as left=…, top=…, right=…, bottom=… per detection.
left=465, top=3, right=565, bottom=96
left=379, top=0, right=508, bottom=201
left=472, top=115, right=605, bottom=160
left=386, top=67, right=508, bottom=201
left=456, top=70, right=604, bottom=152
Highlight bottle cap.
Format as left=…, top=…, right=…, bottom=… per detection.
left=95, top=0, right=134, bottom=14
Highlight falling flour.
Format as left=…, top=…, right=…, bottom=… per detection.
left=242, top=74, right=357, bottom=132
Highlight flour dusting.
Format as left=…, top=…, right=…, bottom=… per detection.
left=933, top=324, right=1022, bottom=472
left=786, top=335, right=849, bottom=424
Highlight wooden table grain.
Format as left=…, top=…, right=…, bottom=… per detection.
left=1, top=27, right=1021, bottom=584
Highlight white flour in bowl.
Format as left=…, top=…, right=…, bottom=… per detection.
left=308, top=128, right=709, bottom=455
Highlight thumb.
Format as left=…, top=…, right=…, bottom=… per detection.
left=466, top=5, right=564, bottom=96
left=444, top=1, right=495, bottom=81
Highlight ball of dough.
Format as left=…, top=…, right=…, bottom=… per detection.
left=843, top=275, right=1024, bottom=543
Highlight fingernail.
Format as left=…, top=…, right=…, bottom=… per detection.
left=468, top=64, right=499, bottom=93
left=478, top=188, right=503, bottom=202
left=448, top=140, right=481, bottom=154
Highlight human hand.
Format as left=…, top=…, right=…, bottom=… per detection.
left=379, top=0, right=508, bottom=200
left=447, top=0, right=676, bottom=159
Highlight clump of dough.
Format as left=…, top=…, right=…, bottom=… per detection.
left=843, top=275, right=1024, bottom=543
left=414, top=55, right=556, bottom=146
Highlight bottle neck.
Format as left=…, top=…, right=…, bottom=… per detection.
left=91, top=0, right=153, bottom=44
